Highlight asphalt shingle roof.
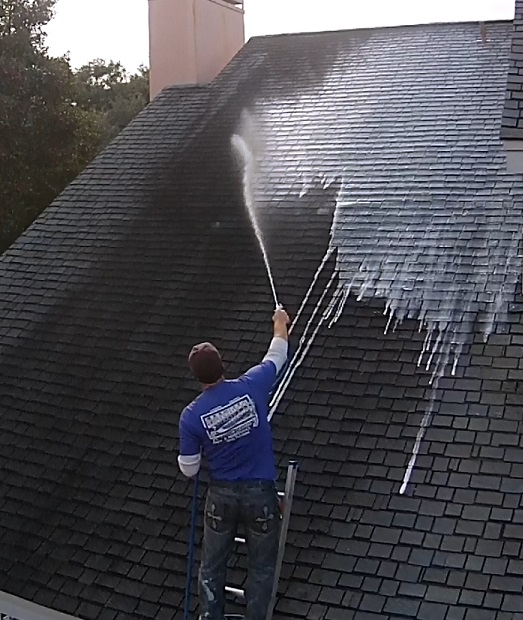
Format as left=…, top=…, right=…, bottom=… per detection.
left=1, top=19, right=523, bottom=620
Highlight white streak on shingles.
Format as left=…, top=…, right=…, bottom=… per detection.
left=425, top=329, right=444, bottom=372
left=329, top=283, right=350, bottom=328
left=290, top=190, right=346, bottom=335
left=418, top=326, right=434, bottom=367
left=289, top=247, right=334, bottom=336
left=269, top=269, right=338, bottom=420
left=452, top=343, right=463, bottom=376
left=254, top=47, right=522, bottom=386
left=384, top=308, right=395, bottom=335
left=400, top=340, right=452, bottom=495
left=270, top=185, right=351, bottom=417
left=399, top=390, right=438, bottom=495
left=250, top=43, right=523, bottom=493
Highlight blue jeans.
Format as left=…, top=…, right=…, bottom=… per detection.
left=199, top=480, right=281, bottom=620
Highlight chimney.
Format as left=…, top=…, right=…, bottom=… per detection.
left=148, top=0, right=245, bottom=100
left=502, top=1, right=523, bottom=172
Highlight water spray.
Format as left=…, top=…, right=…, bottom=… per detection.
left=231, top=129, right=280, bottom=310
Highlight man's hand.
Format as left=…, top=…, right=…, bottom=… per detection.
left=273, top=307, right=290, bottom=340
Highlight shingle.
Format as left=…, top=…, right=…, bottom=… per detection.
left=425, top=585, right=460, bottom=605
left=383, top=597, right=421, bottom=617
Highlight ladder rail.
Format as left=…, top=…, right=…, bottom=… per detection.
left=266, top=461, right=298, bottom=620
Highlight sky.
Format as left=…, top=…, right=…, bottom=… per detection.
left=46, top=0, right=515, bottom=72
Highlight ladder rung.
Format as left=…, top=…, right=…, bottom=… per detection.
left=225, top=585, right=245, bottom=599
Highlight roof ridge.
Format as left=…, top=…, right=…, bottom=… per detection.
left=247, top=18, right=513, bottom=41
left=161, top=84, right=209, bottom=93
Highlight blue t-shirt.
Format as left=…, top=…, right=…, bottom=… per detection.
left=179, top=361, right=277, bottom=481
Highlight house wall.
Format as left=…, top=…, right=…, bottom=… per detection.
left=148, top=0, right=245, bottom=99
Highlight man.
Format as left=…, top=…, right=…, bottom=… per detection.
left=178, top=307, right=290, bottom=620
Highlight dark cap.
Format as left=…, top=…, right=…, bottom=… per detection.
left=188, top=342, right=224, bottom=384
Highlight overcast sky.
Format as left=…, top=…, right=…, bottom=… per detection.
left=46, top=0, right=515, bottom=72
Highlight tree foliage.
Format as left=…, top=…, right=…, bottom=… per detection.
left=0, top=0, right=54, bottom=46
left=74, top=60, right=149, bottom=148
left=0, top=0, right=149, bottom=254
left=0, top=0, right=100, bottom=251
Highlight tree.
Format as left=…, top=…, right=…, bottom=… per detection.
left=74, top=60, right=149, bottom=148
left=0, top=0, right=54, bottom=45
left=0, top=0, right=102, bottom=253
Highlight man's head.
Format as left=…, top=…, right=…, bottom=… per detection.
left=188, top=342, right=224, bottom=385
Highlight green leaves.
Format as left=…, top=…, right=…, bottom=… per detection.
left=74, top=59, right=149, bottom=147
left=0, top=47, right=102, bottom=250
left=0, top=0, right=56, bottom=47
left=0, top=0, right=149, bottom=254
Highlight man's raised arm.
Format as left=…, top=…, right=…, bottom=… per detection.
left=262, top=307, right=290, bottom=374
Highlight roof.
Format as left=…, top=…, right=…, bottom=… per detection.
left=1, top=19, right=523, bottom=620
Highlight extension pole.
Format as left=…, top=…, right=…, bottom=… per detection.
left=183, top=473, right=200, bottom=620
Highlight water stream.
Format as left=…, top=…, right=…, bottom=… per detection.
left=231, top=133, right=280, bottom=309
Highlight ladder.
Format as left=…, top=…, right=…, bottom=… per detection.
left=183, top=461, right=298, bottom=620
left=224, top=461, right=298, bottom=620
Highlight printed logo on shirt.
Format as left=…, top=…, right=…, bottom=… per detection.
left=201, top=394, right=259, bottom=444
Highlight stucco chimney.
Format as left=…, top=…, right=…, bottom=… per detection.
left=148, top=0, right=245, bottom=100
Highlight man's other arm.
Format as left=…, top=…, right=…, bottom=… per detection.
left=178, top=412, right=202, bottom=477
